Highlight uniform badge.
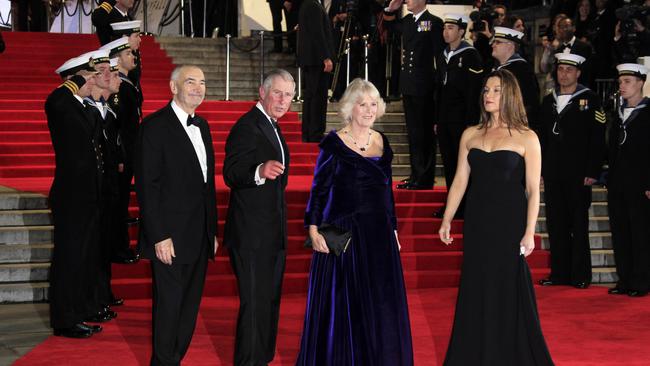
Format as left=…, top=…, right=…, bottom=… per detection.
left=418, top=20, right=431, bottom=32
left=579, top=99, right=589, bottom=111
left=595, top=109, right=606, bottom=124
left=112, top=94, right=119, bottom=106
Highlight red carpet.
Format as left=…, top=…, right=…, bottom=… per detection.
left=14, top=286, right=650, bottom=366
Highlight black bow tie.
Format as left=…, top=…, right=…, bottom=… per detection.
left=186, top=115, right=200, bottom=128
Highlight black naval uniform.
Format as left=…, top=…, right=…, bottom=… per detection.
left=554, top=37, right=593, bottom=87
left=607, top=97, right=650, bottom=294
left=539, top=85, right=607, bottom=286
left=385, top=9, right=444, bottom=187
left=46, top=76, right=104, bottom=330
left=91, top=0, right=129, bottom=45
left=495, top=53, right=539, bottom=129
left=114, top=72, right=142, bottom=258
left=85, top=96, right=125, bottom=306
left=435, top=41, right=483, bottom=196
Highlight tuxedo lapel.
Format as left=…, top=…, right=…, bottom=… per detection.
left=253, top=108, right=283, bottom=161
left=164, top=104, right=206, bottom=182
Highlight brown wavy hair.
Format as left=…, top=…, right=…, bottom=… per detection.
left=478, top=69, right=529, bottom=133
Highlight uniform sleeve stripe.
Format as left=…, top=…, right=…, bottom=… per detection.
left=469, top=68, right=483, bottom=74
left=100, top=3, right=112, bottom=12
left=60, top=80, right=79, bottom=94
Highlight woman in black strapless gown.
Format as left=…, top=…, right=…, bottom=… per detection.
left=439, top=70, right=554, bottom=365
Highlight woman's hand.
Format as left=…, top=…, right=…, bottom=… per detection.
left=438, top=221, right=453, bottom=245
left=309, top=226, right=330, bottom=254
left=394, top=230, right=401, bottom=252
left=520, top=232, right=535, bottom=257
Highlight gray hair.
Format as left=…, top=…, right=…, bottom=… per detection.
left=170, top=65, right=204, bottom=82
left=338, top=78, right=386, bottom=124
left=261, top=69, right=295, bottom=93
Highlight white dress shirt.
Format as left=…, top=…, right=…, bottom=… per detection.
left=171, top=101, right=208, bottom=183
left=254, top=102, right=285, bottom=185
left=413, top=9, right=426, bottom=22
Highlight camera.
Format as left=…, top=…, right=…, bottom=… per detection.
left=469, top=5, right=499, bottom=32
left=616, top=5, right=650, bottom=37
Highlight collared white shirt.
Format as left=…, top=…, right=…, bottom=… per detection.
left=562, top=36, right=577, bottom=53
left=115, top=6, right=128, bottom=17
left=413, top=9, right=426, bottom=22
left=171, top=100, right=207, bottom=182
left=556, top=94, right=572, bottom=113
left=254, top=102, right=285, bottom=185
left=73, top=94, right=84, bottom=106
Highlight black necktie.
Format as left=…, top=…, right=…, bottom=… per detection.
left=186, top=115, right=200, bottom=128
left=270, top=118, right=280, bottom=131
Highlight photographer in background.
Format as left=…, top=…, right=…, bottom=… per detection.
left=613, top=2, right=650, bottom=64
left=469, top=1, right=500, bottom=72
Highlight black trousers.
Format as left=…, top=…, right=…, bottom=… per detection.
left=438, top=123, right=467, bottom=216
left=229, top=247, right=286, bottom=366
left=97, top=194, right=121, bottom=307
left=114, top=168, right=134, bottom=260
left=150, top=243, right=209, bottom=366
left=608, top=186, right=650, bottom=292
left=403, top=94, right=436, bottom=186
left=544, top=180, right=593, bottom=284
left=269, top=0, right=292, bottom=51
left=49, top=203, right=101, bottom=329
left=302, top=66, right=329, bottom=143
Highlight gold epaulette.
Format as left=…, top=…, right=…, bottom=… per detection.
left=99, top=1, right=113, bottom=13
left=595, top=110, right=606, bottom=124
left=60, top=80, right=80, bottom=94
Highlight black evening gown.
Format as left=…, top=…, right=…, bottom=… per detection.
left=296, top=131, right=414, bottom=366
left=444, top=148, right=554, bottom=366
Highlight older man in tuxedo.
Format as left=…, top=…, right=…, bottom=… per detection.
left=135, top=65, right=218, bottom=366
left=223, top=69, right=294, bottom=366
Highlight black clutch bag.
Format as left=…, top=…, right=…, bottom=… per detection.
left=304, top=223, right=352, bottom=256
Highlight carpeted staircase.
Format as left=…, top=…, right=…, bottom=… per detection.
left=0, top=32, right=556, bottom=303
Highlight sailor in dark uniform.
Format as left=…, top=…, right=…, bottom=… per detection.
left=607, top=63, right=650, bottom=298
left=384, top=0, right=444, bottom=190
left=538, top=53, right=607, bottom=289
left=84, top=53, right=131, bottom=313
left=110, top=20, right=143, bottom=98
left=91, top=0, right=131, bottom=45
left=491, top=26, right=540, bottom=130
left=47, top=54, right=104, bottom=338
left=100, top=37, right=141, bottom=264
left=432, top=14, right=483, bottom=217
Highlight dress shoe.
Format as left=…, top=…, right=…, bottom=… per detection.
left=112, top=254, right=139, bottom=264
left=628, top=290, right=648, bottom=297
left=400, top=177, right=413, bottom=184
left=125, top=217, right=140, bottom=225
left=85, top=308, right=117, bottom=323
left=111, top=298, right=125, bottom=306
left=538, top=278, right=564, bottom=286
left=79, top=322, right=103, bottom=333
left=608, top=287, right=628, bottom=295
left=397, top=182, right=433, bottom=190
left=53, top=323, right=94, bottom=338
left=573, top=282, right=589, bottom=289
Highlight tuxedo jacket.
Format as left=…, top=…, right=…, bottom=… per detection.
left=223, top=107, right=290, bottom=251
left=297, top=0, right=334, bottom=67
left=135, top=103, right=217, bottom=264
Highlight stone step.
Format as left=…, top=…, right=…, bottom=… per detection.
left=540, top=187, right=607, bottom=202
left=539, top=202, right=609, bottom=217
left=591, top=249, right=616, bottom=267
left=0, top=210, right=51, bottom=227
left=0, top=263, right=49, bottom=283
left=0, top=244, right=53, bottom=263
left=592, top=267, right=617, bottom=283
left=0, top=226, right=53, bottom=245
left=536, top=216, right=610, bottom=233
left=539, top=232, right=612, bottom=250
left=0, top=282, right=48, bottom=303
left=0, top=193, right=48, bottom=211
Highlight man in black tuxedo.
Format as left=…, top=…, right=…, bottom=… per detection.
left=223, top=69, right=294, bottom=366
left=135, top=65, right=218, bottom=366
left=297, top=0, right=334, bottom=142
left=384, top=0, right=444, bottom=190
left=554, top=17, right=593, bottom=87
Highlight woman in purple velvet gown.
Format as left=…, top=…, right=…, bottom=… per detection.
left=296, top=79, right=414, bottom=366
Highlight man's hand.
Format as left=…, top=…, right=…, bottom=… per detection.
left=118, top=163, right=124, bottom=173
left=324, top=58, right=333, bottom=72
left=386, top=0, right=402, bottom=12
left=260, top=160, right=285, bottom=180
left=584, top=177, right=597, bottom=186
left=214, top=236, right=219, bottom=256
left=155, top=238, right=175, bottom=265
left=479, top=21, right=492, bottom=38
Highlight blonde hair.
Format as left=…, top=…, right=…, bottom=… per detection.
left=478, top=69, right=529, bottom=132
left=338, top=78, right=386, bottom=124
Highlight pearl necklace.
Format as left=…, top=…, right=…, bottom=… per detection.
left=344, top=129, right=372, bottom=152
